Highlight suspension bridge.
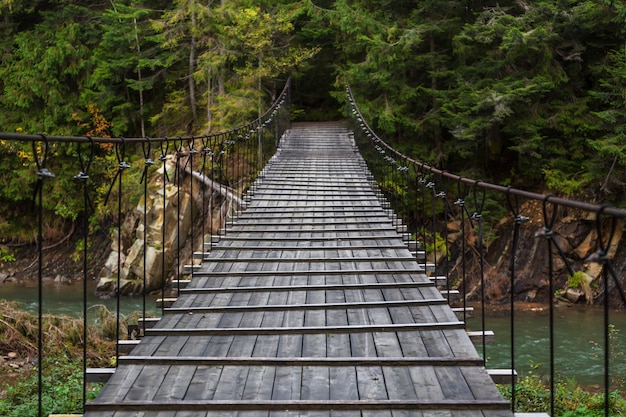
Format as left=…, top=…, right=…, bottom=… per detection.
left=84, top=121, right=510, bottom=416
left=2, top=80, right=625, bottom=417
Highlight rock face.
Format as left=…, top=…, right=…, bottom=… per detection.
left=447, top=199, right=626, bottom=307
left=96, top=159, right=195, bottom=296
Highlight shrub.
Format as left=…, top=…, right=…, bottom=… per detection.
left=499, top=373, right=626, bottom=416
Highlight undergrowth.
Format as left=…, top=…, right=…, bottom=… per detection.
left=499, top=373, right=626, bottom=416
left=0, top=300, right=139, bottom=416
left=0, top=356, right=103, bottom=417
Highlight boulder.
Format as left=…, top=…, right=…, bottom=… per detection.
left=565, top=288, right=584, bottom=303
left=125, top=239, right=167, bottom=291
left=97, top=176, right=195, bottom=296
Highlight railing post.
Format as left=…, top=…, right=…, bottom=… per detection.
left=471, top=183, right=488, bottom=363
left=159, top=138, right=170, bottom=315
left=535, top=196, right=557, bottom=417
left=455, top=178, right=470, bottom=324
left=33, top=136, right=55, bottom=417
left=141, top=137, right=154, bottom=336
left=75, top=138, right=94, bottom=410
left=505, top=190, right=529, bottom=413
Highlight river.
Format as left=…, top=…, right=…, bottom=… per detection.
left=0, top=280, right=159, bottom=318
left=1, top=281, right=624, bottom=388
left=468, top=305, right=626, bottom=388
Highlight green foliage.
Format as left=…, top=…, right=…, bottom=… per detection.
left=0, top=356, right=102, bottom=417
left=499, top=372, right=626, bottom=416
left=0, top=300, right=121, bottom=415
left=568, top=271, right=586, bottom=289
left=87, top=1, right=166, bottom=137
left=0, top=247, right=16, bottom=262
left=328, top=0, right=626, bottom=203
left=2, top=0, right=626, bottom=240
left=0, top=4, right=99, bottom=134
left=423, top=230, right=447, bottom=258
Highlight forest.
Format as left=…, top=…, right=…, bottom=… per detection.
left=1, top=0, right=626, bottom=242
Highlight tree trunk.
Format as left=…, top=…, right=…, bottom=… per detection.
left=133, top=15, right=146, bottom=138
left=206, top=67, right=212, bottom=133
left=189, top=9, right=199, bottom=128
left=430, top=32, right=443, bottom=163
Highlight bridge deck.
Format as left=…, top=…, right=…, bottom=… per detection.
left=85, top=122, right=512, bottom=417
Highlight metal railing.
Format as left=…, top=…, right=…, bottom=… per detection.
left=346, top=82, right=626, bottom=416
left=0, top=78, right=290, bottom=416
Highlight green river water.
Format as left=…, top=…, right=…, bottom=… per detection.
left=1, top=281, right=625, bottom=388
left=0, top=281, right=159, bottom=318
left=468, top=305, right=626, bottom=388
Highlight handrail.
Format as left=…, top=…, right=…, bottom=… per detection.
left=346, top=81, right=625, bottom=417
left=0, top=77, right=291, bottom=417
left=346, top=82, right=626, bottom=218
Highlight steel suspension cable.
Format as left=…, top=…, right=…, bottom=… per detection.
left=33, top=136, right=54, bottom=417
left=174, top=138, right=183, bottom=294
left=536, top=196, right=557, bottom=417
left=200, top=136, right=211, bottom=256
left=591, top=206, right=617, bottom=417
left=185, top=137, right=198, bottom=280
left=140, top=138, right=155, bottom=334
left=455, top=178, right=470, bottom=324
left=437, top=172, right=452, bottom=304
left=471, top=183, right=487, bottom=363
left=103, top=138, right=131, bottom=363
left=75, top=137, right=94, bottom=409
left=505, top=190, right=528, bottom=412
left=159, top=138, right=170, bottom=315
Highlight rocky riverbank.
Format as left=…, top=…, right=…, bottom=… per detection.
left=2, top=190, right=624, bottom=309
left=445, top=199, right=626, bottom=308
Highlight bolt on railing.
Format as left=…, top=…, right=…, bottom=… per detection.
left=347, top=82, right=626, bottom=416
left=0, top=78, right=290, bottom=416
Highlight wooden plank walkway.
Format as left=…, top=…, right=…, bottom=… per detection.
left=85, top=121, right=512, bottom=417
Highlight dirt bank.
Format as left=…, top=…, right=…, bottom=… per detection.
left=0, top=225, right=111, bottom=286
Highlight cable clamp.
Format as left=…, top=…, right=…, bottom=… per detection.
left=534, top=227, right=553, bottom=239
left=587, top=249, right=609, bottom=264
left=515, top=214, right=530, bottom=224
left=37, top=168, right=55, bottom=180
left=74, top=171, right=89, bottom=181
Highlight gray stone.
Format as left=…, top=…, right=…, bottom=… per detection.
left=565, top=288, right=584, bottom=303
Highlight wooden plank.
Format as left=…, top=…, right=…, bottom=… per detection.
left=187, top=268, right=428, bottom=277
left=211, top=235, right=404, bottom=242
left=195, top=256, right=417, bottom=263
left=85, top=368, right=116, bottom=383
left=179, top=281, right=434, bottom=295
left=85, top=399, right=511, bottom=412
left=117, top=356, right=485, bottom=368
left=182, top=365, right=223, bottom=401
left=145, top=322, right=465, bottom=337
left=487, top=369, right=518, bottom=385
left=164, top=298, right=448, bottom=314
left=90, top=365, right=141, bottom=404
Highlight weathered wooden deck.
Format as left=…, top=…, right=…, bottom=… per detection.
left=85, top=122, right=512, bottom=417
